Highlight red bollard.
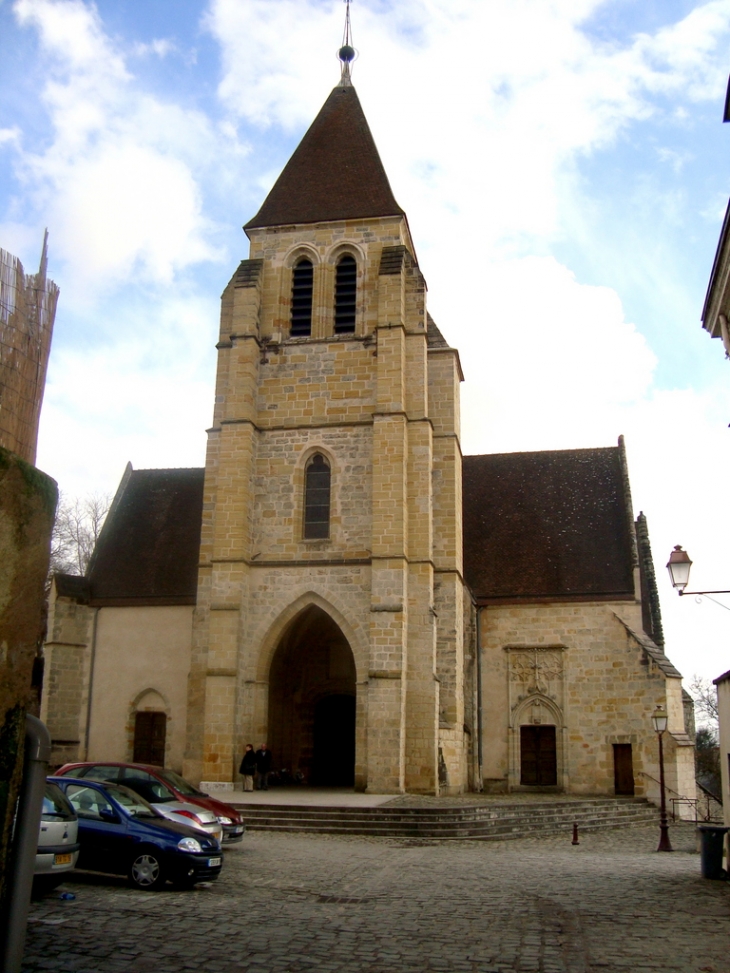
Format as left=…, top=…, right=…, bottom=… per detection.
left=572, top=822, right=579, bottom=845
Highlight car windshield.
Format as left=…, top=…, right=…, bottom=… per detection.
left=156, top=769, right=202, bottom=797
left=42, top=783, right=75, bottom=821
left=104, top=783, right=159, bottom=817
left=123, top=777, right=177, bottom=803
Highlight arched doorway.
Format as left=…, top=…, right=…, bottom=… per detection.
left=268, top=605, right=356, bottom=787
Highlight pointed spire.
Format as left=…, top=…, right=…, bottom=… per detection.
left=244, top=87, right=404, bottom=230
left=244, top=2, right=404, bottom=231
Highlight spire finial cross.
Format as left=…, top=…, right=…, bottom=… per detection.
left=338, top=0, right=356, bottom=86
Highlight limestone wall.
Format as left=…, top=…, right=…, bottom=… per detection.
left=187, top=212, right=467, bottom=795
left=479, top=601, right=692, bottom=799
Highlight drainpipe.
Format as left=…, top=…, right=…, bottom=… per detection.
left=0, top=715, right=51, bottom=973
left=475, top=601, right=484, bottom=791
left=83, top=607, right=99, bottom=759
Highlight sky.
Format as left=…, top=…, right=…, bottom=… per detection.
left=1, top=0, right=729, bottom=693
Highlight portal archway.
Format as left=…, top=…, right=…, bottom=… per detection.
left=268, top=605, right=356, bottom=786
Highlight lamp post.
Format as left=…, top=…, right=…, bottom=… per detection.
left=651, top=705, right=672, bottom=853
left=666, top=546, right=730, bottom=598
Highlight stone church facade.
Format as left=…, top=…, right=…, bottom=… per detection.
left=42, top=73, right=695, bottom=804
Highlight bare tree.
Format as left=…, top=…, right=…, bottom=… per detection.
left=50, top=492, right=111, bottom=577
left=689, top=674, right=719, bottom=730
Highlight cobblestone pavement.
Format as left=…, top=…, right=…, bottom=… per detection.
left=23, top=823, right=729, bottom=973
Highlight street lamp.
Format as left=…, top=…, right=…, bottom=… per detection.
left=651, top=705, right=672, bottom=853
left=666, top=546, right=730, bottom=597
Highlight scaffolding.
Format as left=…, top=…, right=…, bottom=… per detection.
left=0, top=232, right=59, bottom=465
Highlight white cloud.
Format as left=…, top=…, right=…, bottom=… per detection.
left=133, top=38, right=177, bottom=59
left=10, top=0, right=231, bottom=301
left=36, top=292, right=219, bottom=495
left=0, top=127, right=21, bottom=147
left=459, top=256, right=657, bottom=456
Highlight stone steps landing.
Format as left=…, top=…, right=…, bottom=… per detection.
left=233, top=797, right=658, bottom=840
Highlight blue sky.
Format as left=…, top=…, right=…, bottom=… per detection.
left=1, top=0, right=730, bottom=687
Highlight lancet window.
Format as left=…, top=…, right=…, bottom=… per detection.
left=334, top=255, right=357, bottom=333
left=304, top=453, right=331, bottom=539
left=290, top=258, right=314, bottom=336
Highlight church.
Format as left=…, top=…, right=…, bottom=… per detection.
left=42, top=47, right=695, bottom=803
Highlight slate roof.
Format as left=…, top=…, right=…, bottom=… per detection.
left=54, top=574, right=90, bottom=603
left=74, top=448, right=640, bottom=608
left=244, top=85, right=404, bottom=230
left=462, top=447, right=636, bottom=602
left=612, top=615, right=682, bottom=679
left=426, top=314, right=449, bottom=349
left=87, top=467, right=204, bottom=606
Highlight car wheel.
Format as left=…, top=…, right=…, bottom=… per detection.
left=129, top=850, right=166, bottom=890
left=32, top=875, right=64, bottom=896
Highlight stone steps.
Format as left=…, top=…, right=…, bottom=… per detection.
left=233, top=797, right=658, bottom=840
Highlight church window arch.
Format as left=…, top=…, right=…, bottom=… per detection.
left=334, top=254, right=357, bottom=333
left=290, top=257, right=314, bottom=336
left=303, top=453, right=331, bottom=539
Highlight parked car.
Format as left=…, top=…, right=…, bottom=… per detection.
left=55, top=763, right=222, bottom=842
left=34, top=781, right=80, bottom=892
left=50, top=777, right=223, bottom=890
left=120, top=777, right=223, bottom=843
left=56, top=762, right=245, bottom=843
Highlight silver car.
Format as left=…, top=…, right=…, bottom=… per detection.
left=34, top=782, right=80, bottom=892
left=111, top=774, right=223, bottom=843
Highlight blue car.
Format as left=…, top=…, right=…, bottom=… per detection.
left=50, top=776, right=222, bottom=890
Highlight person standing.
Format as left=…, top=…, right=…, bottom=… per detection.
left=239, top=743, right=256, bottom=792
left=255, top=743, right=272, bottom=790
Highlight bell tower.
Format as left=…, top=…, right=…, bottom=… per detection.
left=184, top=27, right=466, bottom=794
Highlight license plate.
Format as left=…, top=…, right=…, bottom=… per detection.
left=207, top=857, right=221, bottom=867
left=54, top=853, right=72, bottom=865
left=230, top=827, right=243, bottom=834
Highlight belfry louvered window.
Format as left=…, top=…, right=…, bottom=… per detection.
left=334, top=255, right=357, bottom=333
left=291, top=258, right=313, bottom=336
left=304, top=453, right=331, bottom=539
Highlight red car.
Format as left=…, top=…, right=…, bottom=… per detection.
left=55, top=763, right=245, bottom=844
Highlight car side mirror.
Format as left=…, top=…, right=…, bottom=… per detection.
left=99, top=808, right=119, bottom=823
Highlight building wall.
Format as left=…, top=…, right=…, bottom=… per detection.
left=86, top=606, right=193, bottom=772
left=42, top=586, right=94, bottom=768
left=479, top=601, right=694, bottom=801
left=716, top=674, right=730, bottom=828
left=44, top=595, right=194, bottom=773
left=0, top=241, right=58, bottom=465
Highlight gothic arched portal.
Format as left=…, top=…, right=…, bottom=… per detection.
left=268, top=605, right=356, bottom=786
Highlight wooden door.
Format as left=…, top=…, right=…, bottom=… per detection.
left=133, top=711, right=166, bottom=766
left=613, top=743, right=635, bottom=795
left=520, top=725, right=557, bottom=785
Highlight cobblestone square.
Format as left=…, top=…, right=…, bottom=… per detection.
left=23, top=824, right=729, bottom=973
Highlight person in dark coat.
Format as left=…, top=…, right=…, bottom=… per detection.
left=255, top=744, right=272, bottom=790
left=239, top=743, right=256, bottom=792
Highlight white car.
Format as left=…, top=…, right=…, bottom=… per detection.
left=34, top=781, right=80, bottom=892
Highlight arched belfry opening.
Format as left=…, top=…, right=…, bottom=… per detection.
left=268, top=605, right=357, bottom=786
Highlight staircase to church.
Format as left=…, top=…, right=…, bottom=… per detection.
left=233, top=797, right=659, bottom=840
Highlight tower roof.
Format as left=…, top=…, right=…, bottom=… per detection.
left=244, top=84, right=404, bottom=230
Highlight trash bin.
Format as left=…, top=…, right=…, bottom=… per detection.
left=697, top=825, right=729, bottom=880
